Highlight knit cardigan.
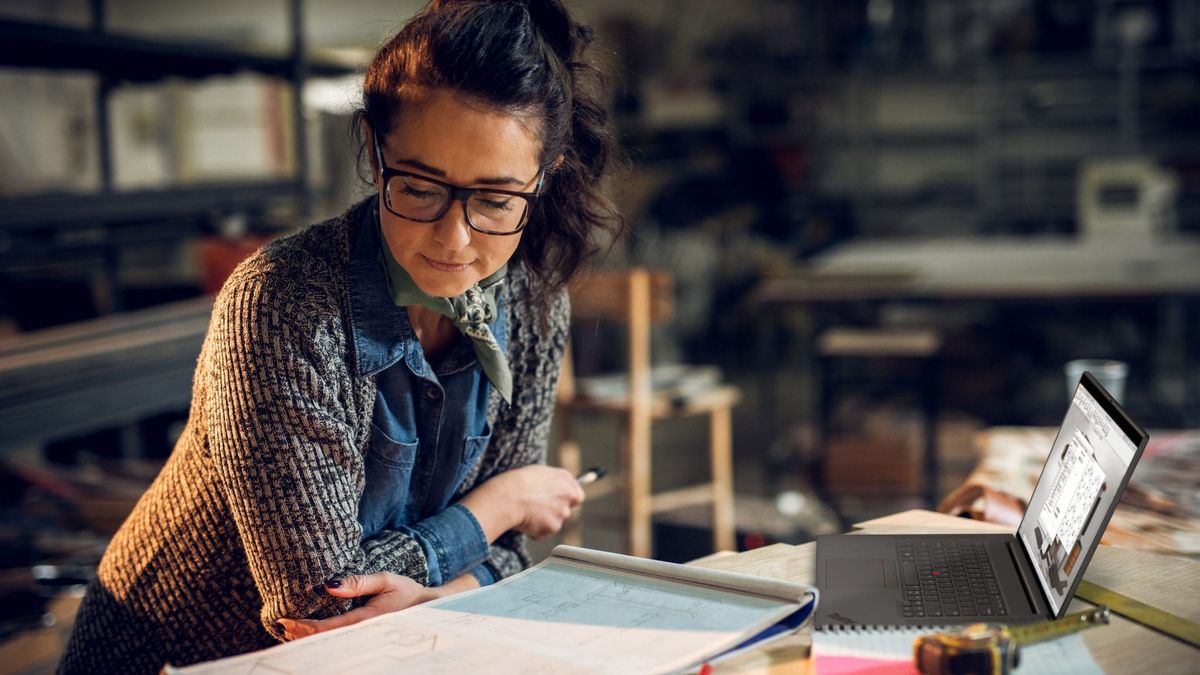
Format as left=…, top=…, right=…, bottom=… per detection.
left=59, top=197, right=570, bottom=673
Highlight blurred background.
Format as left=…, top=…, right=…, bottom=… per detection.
left=1, top=1, right=1199, bottom=670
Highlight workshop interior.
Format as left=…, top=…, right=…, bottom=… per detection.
left=1, top=1, right=1198, bottom=672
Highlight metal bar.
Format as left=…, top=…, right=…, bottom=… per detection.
left=0, top=19, right=354, bottom=82
left=289, top=0, right=311, bottom=217
left=1076, top=580, right=1200, bottom=648
left=0, top=180, right=303, bottom=231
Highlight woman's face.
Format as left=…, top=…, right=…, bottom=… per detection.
left=372, top=88, right=542, bottom=298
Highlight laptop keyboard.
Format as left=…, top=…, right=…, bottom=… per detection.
left=898, top=541, right=1008, bottom=619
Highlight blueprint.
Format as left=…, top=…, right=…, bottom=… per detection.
left=170, top=546, right=815, bottom=675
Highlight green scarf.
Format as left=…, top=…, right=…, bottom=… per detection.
left=376, top=220, right=512, bottom=403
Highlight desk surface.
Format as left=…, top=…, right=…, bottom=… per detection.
left=756, top=236, right=1200, bottom=303
left=969, top=427, right=1200, bottom=556
left=692, top=509, right=1200, bottom=674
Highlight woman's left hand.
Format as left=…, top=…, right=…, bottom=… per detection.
left=278, top=572, right=432, bottom=639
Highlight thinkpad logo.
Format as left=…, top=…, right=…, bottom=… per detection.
left=828, top=612, right=857, bottom=625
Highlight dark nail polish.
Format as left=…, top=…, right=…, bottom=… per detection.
left=324, top=578, right=342, bottom=589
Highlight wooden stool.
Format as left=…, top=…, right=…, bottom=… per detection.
left=817, top=327, right=942, bottom=507
left=556, top=268, right=740, bottom=558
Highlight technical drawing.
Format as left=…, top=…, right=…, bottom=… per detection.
left=247, top=624, right=437, bottom=675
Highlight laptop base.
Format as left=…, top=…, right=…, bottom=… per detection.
left=814, top=533, right=1048, bottom=629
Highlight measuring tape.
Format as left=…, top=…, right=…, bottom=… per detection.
left=912, top=580, right=1200, bottom=675
left=1075, top=580, right=1200, bottom=648
left=913, top=607, right=1109, bottom=675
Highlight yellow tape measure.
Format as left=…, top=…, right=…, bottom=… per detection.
left=913, top=607, right=1109, bottom=675
left=1075, top=580, right=1200, bottom=648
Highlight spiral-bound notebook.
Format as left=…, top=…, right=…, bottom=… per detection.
left=810, top=625, right=1101, bottom=674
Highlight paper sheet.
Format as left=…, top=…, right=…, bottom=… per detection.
left=170, top=548, right=814, bottom=675
left=811, top=628, right=1103, bottom=675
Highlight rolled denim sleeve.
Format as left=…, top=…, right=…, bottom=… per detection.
left=400, top=503, right=489, bottom=586
left=469, top=562, right=498, bottom=587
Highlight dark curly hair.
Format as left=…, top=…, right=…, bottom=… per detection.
left=352, top=0, right=623, bottom=299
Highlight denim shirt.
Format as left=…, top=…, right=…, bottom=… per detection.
left=346, top=201, right=503, bottom=587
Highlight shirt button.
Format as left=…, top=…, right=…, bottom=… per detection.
left=426, top=387, right=441, bottom=400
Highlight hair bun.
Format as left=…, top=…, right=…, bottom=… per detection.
left=523, top=0, right=585, bottom=62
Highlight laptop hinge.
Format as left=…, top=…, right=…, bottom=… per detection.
left=1006, top=540, right=1042, bottom=617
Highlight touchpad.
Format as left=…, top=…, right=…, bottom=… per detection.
left=827, top=559, right=897, bottom=589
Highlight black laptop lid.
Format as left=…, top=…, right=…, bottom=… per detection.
left=1015, top=371, right=1149, bottom=618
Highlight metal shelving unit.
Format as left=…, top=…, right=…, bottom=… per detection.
left=0, top=180, right=305, bottom=232
left=0, top=17, right=354, bottom=81
left=0, top=2, right=360, bottom=455
left=812, top=57, right=1200, bottom=238
left=0, top=0, right=358, bottom=309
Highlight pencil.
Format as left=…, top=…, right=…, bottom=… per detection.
left=576, top=466, right=607, bottom=486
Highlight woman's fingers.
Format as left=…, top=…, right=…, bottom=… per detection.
left=278, top=572, right=428, bottom=640
left=323, top=572, right=399, bottom=598
left=280, top=606, right=384, bottom=638
left=277, top=617, right=316, bottom=640
left=307, top=606, right=385, bottom=633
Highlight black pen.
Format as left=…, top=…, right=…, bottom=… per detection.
left=576, top=466, right=607, bottom=486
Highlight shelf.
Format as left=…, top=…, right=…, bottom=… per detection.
left=0, top=19, right=358, bottom=82
left=854, top=188, right=979, bottom=209
left=828, top=47, right=1200, bottom=83
left=819, top=130, right=979, bottom=148
left=0, top=179, right=304, bottom=231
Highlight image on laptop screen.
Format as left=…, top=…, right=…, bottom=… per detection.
left=1017, top=381, right=1140, bottom=616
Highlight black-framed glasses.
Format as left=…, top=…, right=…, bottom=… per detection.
left=374, top=139, right=543, bottom=235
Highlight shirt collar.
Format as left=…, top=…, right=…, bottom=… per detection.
left=347, top=197, right=507, bottom=378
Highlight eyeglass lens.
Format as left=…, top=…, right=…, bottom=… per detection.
left=386, top=174, right=528, bottom=233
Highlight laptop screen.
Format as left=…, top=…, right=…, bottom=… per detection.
left=1016, top=374, right=1146, bottom=617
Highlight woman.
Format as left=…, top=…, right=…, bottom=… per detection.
left=60, top=0, right=620, bottom=671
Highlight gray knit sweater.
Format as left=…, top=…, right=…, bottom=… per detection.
left=59, top=198, right=569, bottom=673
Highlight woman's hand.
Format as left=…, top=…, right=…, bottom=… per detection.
left=277, top=572, right=432, bottom=639
left=508, top=465, right=586, bottom=539
left=461, top=465, right=585, bottom=541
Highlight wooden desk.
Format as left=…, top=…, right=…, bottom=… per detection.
left=750, top=236, right=1200, bottom=467
left=691, top=510, right=1200, bottom=674
left=965, top=427, right=1200, bottom=556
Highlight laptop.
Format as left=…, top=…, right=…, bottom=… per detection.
left=814, top=371, right=1149, bottom=627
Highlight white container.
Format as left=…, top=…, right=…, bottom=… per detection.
left=1065, top=359, right=1129, bottom=404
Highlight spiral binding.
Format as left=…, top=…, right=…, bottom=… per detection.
left=817, top=624, right=936, bottom=632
